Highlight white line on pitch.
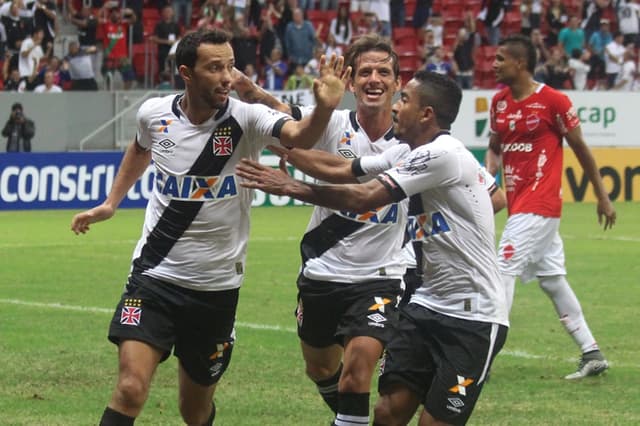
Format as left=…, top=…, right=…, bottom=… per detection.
left=1, top=298, right=635, bottom=368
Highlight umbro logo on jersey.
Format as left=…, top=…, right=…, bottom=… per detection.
left=158, top=119, right=173, bottom=133
left=449, top=376, right=474, bottom=396
left=155, top=172, right=238, bottom=201
left=338, top=148, right=357, bottom=159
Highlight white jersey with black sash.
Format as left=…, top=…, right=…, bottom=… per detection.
left=293, top=106, right=408, bottom=283
left=379, top=132, right=509, bottom=326
left=131, top=94, right=291, bottom=291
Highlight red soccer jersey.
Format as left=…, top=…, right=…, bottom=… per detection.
left=490, top=83, right=581, bottom=218
left=101, top=22, right=129, bottom=60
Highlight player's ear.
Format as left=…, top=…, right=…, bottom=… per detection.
left=178, top=65, right=192, bottom=83
left=421, top=105, right=435, bottom=125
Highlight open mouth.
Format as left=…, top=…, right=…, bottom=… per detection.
left=364, top=88, right=384, bottom=100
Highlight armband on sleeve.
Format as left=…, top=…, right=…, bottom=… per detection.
left=351, top=158, right=366, bottom=177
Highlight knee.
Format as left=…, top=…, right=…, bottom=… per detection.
left=305, top=362, right=339, bottom=382
left=538, top=275, right=565, bottom=295
left=373, top=398, right=397, bottom=426
left=114, top=375, right=149, bottom=411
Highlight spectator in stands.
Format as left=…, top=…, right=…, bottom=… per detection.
left=151, top=5, right=181, bottom=74
left=172, top=0, right=192, bottom=28
left=285, top=62, right=313, bottom=89
left=155, top=69, right=172, bottom=89
left=35, top=55, right=70, bottom=88
left=284, top=7, right=316, bottom=67
left=618, top=0, right=640, bottom=48
left=32, top=0, right=56, bottom=56
left=419, top=28, right=438, bottom=66
left=478, top=0, right=509, bottom=46
left=324, top=32, right=343, bottom=58
left=558, top=15, right=585, bottom=58
left=329, top=3, right=353, bottom=47
left=545, top=0, right=568, bottom=47
left=587, top=18, right=612, bottom=84
left=304, top=45, right=323, bottom=77
left=19, top=27, right=47, bottom=90
left=3, top=102, right=34, bottom=152
left=3, top=63, right=25, bottom=91
left=33, top=69, right=62, bottom=92
left=604, top=31, right=625, bottom=88
left=166, top=36, right=184, bottom=89
left=582, top=0, right=616, bottom=42
left=540, top=46, right=572, bottom=89
left=276, top=0, right=296, bottom=49
left=520, top=0, right=542, bottom=36
left=0, top=19, right=6, bottom=58
left=367, top=0, right=392, bottom=37
left=231, top=12, right=258, bottom=73
left=258, top=10, right=281, bottom=67
left=68, top=4, right=99, bottom=80
left=412, top=0, right=432, bottom=30
left=452, top=16, right=480, bottom=89
left=389, top=0, right=404, bottom=28
left=197, top=0, right=226, bottom=30
left=530, top=28, right=550, bottom=74
left=98, top=2, right=137, bottom=90
left=263, top=46, right=287, bottom=90
left=612, top=46, right=636, bottom=89
left=355, top=11, right=381, bottom=36
left=65, top=41, right=98, bottom=91
left=568, top=48, right=591, bottom=90
left=425, top=13, right=443, bottom=47
left=319, top=0, right=338, bottom=11
left=243, top=62, right=259, bottom=83
left=425, top=46, right=455, bottom=78
left=2, top=1, right=28, bottom=53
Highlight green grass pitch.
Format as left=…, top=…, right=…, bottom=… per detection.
left=0, top=203, right=638, bottom=425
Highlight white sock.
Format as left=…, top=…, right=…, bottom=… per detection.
left=538, top=275, right=599, bottom=353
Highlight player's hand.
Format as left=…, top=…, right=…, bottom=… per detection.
left=70, top=204, right=115, bottom=235
left=597, top=198, right=616, bottom=230
left=313, top=54, right=351, bottom=111
left=236, top=157, right=295, bottom=196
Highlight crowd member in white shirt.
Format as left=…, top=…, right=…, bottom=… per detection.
left=568, top=48, right=591, bottom=90
left=604, top=31, right=626, bottom=88
left=618, top=0, right=640, bottom=47
left=613, top=46, right=637, bottom=90
left=33, top=69, right=62, bottom=92
left=18, top=28, right=47, bottom=89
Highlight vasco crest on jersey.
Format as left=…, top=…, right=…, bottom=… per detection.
left=212, top=126, right=234, bottom=156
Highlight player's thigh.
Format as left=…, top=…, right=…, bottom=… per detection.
left=534, top=231, right=567, bottom=278
left=498, top=214, right=560, bottom=279
left=178, top=362, right=217, bottom=413
left=374, top=382, right=422, bottom=426
left=117, top=339, right=164, bottom=389
left=300, top=340, right=343, bottom=377
left=175, top=288, right=238, bottom=387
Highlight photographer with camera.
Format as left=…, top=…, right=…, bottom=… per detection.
left=2, top=103, right=35, bottom=152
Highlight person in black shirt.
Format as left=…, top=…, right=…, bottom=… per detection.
left=3, top=103, right=35, bottom=152
left=32, top=0, right=57, bottom=55
left=151, top=5, right=181, bottom=74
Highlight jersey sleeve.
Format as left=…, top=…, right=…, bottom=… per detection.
left=551, top=91, right=581, bottom=135
left=283, top=105, right=345, bottom=152
left=380, top=142, right=458, bottom=200
left=353, top=143, right=411, bottom=177
left=135, top=99, right=154, bottom=150
left=478, top=165, right=498, bottom=194
left=249, top=103, right=294, bottom=147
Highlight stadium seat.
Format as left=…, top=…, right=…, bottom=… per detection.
left=395, top=42, right=420, bottom=57
left=393, top=26, right=417, bottom=44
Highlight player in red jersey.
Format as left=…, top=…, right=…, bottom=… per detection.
left=486, top=34, right=616, bottom=380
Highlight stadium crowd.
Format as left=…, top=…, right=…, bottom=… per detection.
left=0, top=0, right=639, bottom=92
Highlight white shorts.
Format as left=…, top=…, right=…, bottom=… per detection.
left=498, top=213, right=566, bottom=283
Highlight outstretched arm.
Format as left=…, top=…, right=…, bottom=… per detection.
left=565, top=126, right=616, bottom=230
left=236, top=158, right=394, bottom=213
left=71, top=141, right=151, bottom=234
left=485, top=132, right=502, bottom=176
left=267, top=144, right=358, bottom=183
left=232, top=68, right=292, bottom=114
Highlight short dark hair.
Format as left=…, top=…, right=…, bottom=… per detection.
left=499, top=34, right=537, bottom=74
left=344, top=34, right=399, bottom=79
left=412, top=70, right=462, bottom=129
left=175, top=29, right=233, bottom=69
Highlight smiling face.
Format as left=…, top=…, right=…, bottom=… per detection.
left=182, top=42, right=235, bottom=110
left=350, top=50, right=400, bottom=112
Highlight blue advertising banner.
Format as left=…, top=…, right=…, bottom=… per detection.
left=0, top=152, right=155, bottom=210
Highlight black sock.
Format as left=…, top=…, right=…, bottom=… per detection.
left=334, top=392, right=370, bottom=426
left=314, top=363, right=342, bottom=414
left=99, top=407, right=135, bottom=426
left=203, top=401, right=216, bottom=426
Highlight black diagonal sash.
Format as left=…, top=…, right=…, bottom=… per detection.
left=300, top=213, right=366, bottom=265
left=408, top=194, right=425, bottom=275
left=132, top=114, right=243, bottom=275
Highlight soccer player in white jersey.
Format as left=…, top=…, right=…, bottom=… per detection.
left=234, top=34, right=405, bottom=426
left=487, top=34, right=616, bottom=380
left=236, top=70, right=509, bottom=425
left=70, top=29, right=350, bottom=426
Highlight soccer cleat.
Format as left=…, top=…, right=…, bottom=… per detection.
left=564, top=350, right=609, bottom=380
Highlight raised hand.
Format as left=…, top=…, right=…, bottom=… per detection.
left=313, top=54, right=352, bottom=111
left=236, top=158, right=296, bottom=196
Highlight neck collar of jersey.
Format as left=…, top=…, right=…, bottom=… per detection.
left=430, top=130, right=451, bottom=142
left=172, top=94, right=230, bottom=121
left=349, top=111, right=395, bottom=141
